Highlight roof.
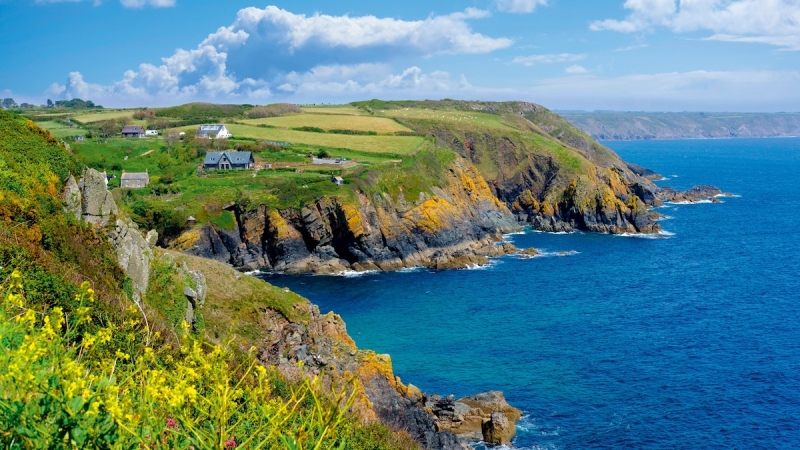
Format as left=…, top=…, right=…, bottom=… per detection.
left=121, top=172, right=149, bottom=180
left=333, top=176, right=344, bottom=182
left=121, top=125, right=144, bottom=133
left=203, top=151, right=253, bottom=166
left=197, top=124, right=225, bottom=133
left=187, top=216, right=196, bottom=221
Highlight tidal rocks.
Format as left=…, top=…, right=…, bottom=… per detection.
left=656, top=185, right=727, bottom=204
left=426, top=391, right=522, bottom=445
left=482, top=412, right=515, bottom=446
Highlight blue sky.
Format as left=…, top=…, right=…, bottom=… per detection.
left=1, top=0, right=799, bottom=111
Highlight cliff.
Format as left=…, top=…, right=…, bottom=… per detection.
left=363, top=100, right=662, bottom=235
left=560, top=111, right=800, bottom=140
left=172, top=155, right=523, bottom=273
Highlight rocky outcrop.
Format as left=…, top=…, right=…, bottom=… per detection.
left=79, top=168, right=118, bottom=226
left=63, top=169, right=159, bottom=305
left=656, top=185, right=728, bottom=203
left=173, top=158, right=525, bottom=274
left=426, top=391, right=522, bottom=444
left=108, top=219, right=156, bottom=303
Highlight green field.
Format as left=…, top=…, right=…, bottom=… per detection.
left=300, top=106, right=370, bottom=116
left=242, top=113, right=411, bottom=134
left=218, top=124, right=426, bottom=155
left=381, top=109, right=515, bottom=130
left=37, top=121, right=87, bottom=139
left=72, top=110, right=136, bottom=123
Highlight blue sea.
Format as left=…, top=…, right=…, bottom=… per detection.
left=263, top=138, right=800, bottom=449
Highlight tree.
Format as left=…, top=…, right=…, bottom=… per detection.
left=1, top=98, right=17, bottom=110
left=316, top=149, right=330, bottom=158
left=46, top=99, right=54, bottom=108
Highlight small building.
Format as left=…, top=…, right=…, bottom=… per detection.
left=121, top=125, right=145, bottom=138
left=120, top=171, right=150, bottom=189
left=196, top=124, right=232, bottom=139
left=145, top=130, right=158, bottom=136
left=203, top=151, right=254, bottom=170
left=332, top=176, right=345, bottom=186
left=186, top=216, right=197, bottom=227
left=74, top=135, right=85, bottom=142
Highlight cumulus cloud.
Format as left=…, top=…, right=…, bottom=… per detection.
left=512, top=53, right=586, bottom=66
left=54, top=5, right=512, bottom=105
left=591, top=0, right=800, bottom=50
left=496, top=0, right=548, bottom=13
left=565, top=65, right=587, bottom=74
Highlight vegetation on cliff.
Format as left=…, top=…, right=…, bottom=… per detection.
left=0, top=111, right=418, bottom=448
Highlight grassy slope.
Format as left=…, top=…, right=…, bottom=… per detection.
left=243, top=113, right=412, bottom=133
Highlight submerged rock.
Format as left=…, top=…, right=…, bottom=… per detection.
left=656, top=185, right=728, bottom=203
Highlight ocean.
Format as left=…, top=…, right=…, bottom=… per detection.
left=262, top=138, right=800, bottom=449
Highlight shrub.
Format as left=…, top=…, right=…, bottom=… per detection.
left=246, top=103, right=302, bottom=119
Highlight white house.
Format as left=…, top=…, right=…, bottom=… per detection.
left=196, top=124, right=232, bottom=139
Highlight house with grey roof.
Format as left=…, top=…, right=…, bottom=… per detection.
left=121, top=125, right=145, bottom=138
left=121, top=170, right=150, bottom=188
left=196, top=124, right=232, bottom=139
left=203, top=151, right=254, bottom=170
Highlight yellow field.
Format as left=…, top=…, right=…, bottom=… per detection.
left=300, top=106, right=370, bottom=116
left=72, top=110, right=136, bottom=123
left=242, top=113, right=411, bottom=134
left=381, top=109, right=514, bottom=130
left=223, top=124, right=425, bottom=155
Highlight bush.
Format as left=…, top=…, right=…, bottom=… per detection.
left=246, top=103, right=302, bottom=119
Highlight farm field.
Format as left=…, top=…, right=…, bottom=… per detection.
left=300, top=106, right=370, bottom=116
left=241, top=113, right=411, bottom=134
left=72, top=110, right=137, bottom=123
left=38, top=121, right=86, bottom=139
left=211, top=124, right=426, bottom=155
left=381, top=108, right=515, bottom=130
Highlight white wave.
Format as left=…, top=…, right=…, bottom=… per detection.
left=666, top=199, right=714, bottom=205
left=615, top=230, right=674, bottom=239
left=716, top=193, right=741, bottom=198
left=334, top=270, right=379, bottom=278
left=461, top=260, right=498, bottom=270
left=654, top=215, right=674, bottom=221
left=671, top=174, right=680, bottom=178
left=244, top=269, right=264, bottom=276
left=504, top=230, right=527, bottom=236
left=398, top=266, right=426, bottom=273
left=657, top=177, right=670, bottom=181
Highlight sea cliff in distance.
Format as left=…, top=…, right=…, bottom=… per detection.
left=559, top=111, right=800, bottom=140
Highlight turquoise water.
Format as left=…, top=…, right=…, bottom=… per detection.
left=263, top=138, right=800, bottom=449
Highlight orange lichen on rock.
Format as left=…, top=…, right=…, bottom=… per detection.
left=266, top=209, right=291, bottom=240
left=170, top=229, right=202, bottom=251
left=341, top=204, right=365, bottom=239
left=404, top=196, right=459, bottom=234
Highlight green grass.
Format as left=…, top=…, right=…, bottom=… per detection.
left=382, top=109, right=515, bottom=130
left=215, top=124, right=426, bottom=155
left=37, top=121, right=87, bottom=139
left=242, top=114, right=411, bottom=134
left=301, top=106, right=371, bottom=116
left=71, top=110, right=136, bottom=123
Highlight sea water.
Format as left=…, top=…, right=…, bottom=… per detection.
left=262, top=138, right=800, bottom=449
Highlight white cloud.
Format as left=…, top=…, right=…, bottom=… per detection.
left=565, top=65, right=587, bottom=74
left=591, top=0, right=800, bottom=50
left=496, top=0, right=547, bottom=13
left=53, top=5, right=512, bottom=105
left=46, top=82, right=66, bottom=96
left=513, top=53, right=586, bottom=66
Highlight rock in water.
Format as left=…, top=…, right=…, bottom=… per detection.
left=458, top=391, right=522, bottom=422
left=481, top=412, right=515, bottom=446
left=656, top=185, right=725, bottom=203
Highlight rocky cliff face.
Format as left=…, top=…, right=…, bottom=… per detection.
left=172, top=158, right=523, bottom=273
left=391, top=100, right=662, bottom=235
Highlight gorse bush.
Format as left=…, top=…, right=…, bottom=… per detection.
left=0, top=271, right=362, bottom=449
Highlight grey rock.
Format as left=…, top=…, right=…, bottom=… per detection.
left=481, top=412, right=515, bottom=446
left=80, top=168, right=117, bottom=226
left=62, top=174, right=82, bottom=221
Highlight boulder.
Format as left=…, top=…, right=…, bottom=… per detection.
left=108, top=219, right=155, bottom=304
left=80, top=168, right=117, bottom=225
left=62, top=174, right=81, bottom=221
left=481, top=412, right=515, bottom=446
left=458, top=391, right=522, bottom=422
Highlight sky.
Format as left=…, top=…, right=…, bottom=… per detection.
left=1, top=0, right=799, bottom=111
